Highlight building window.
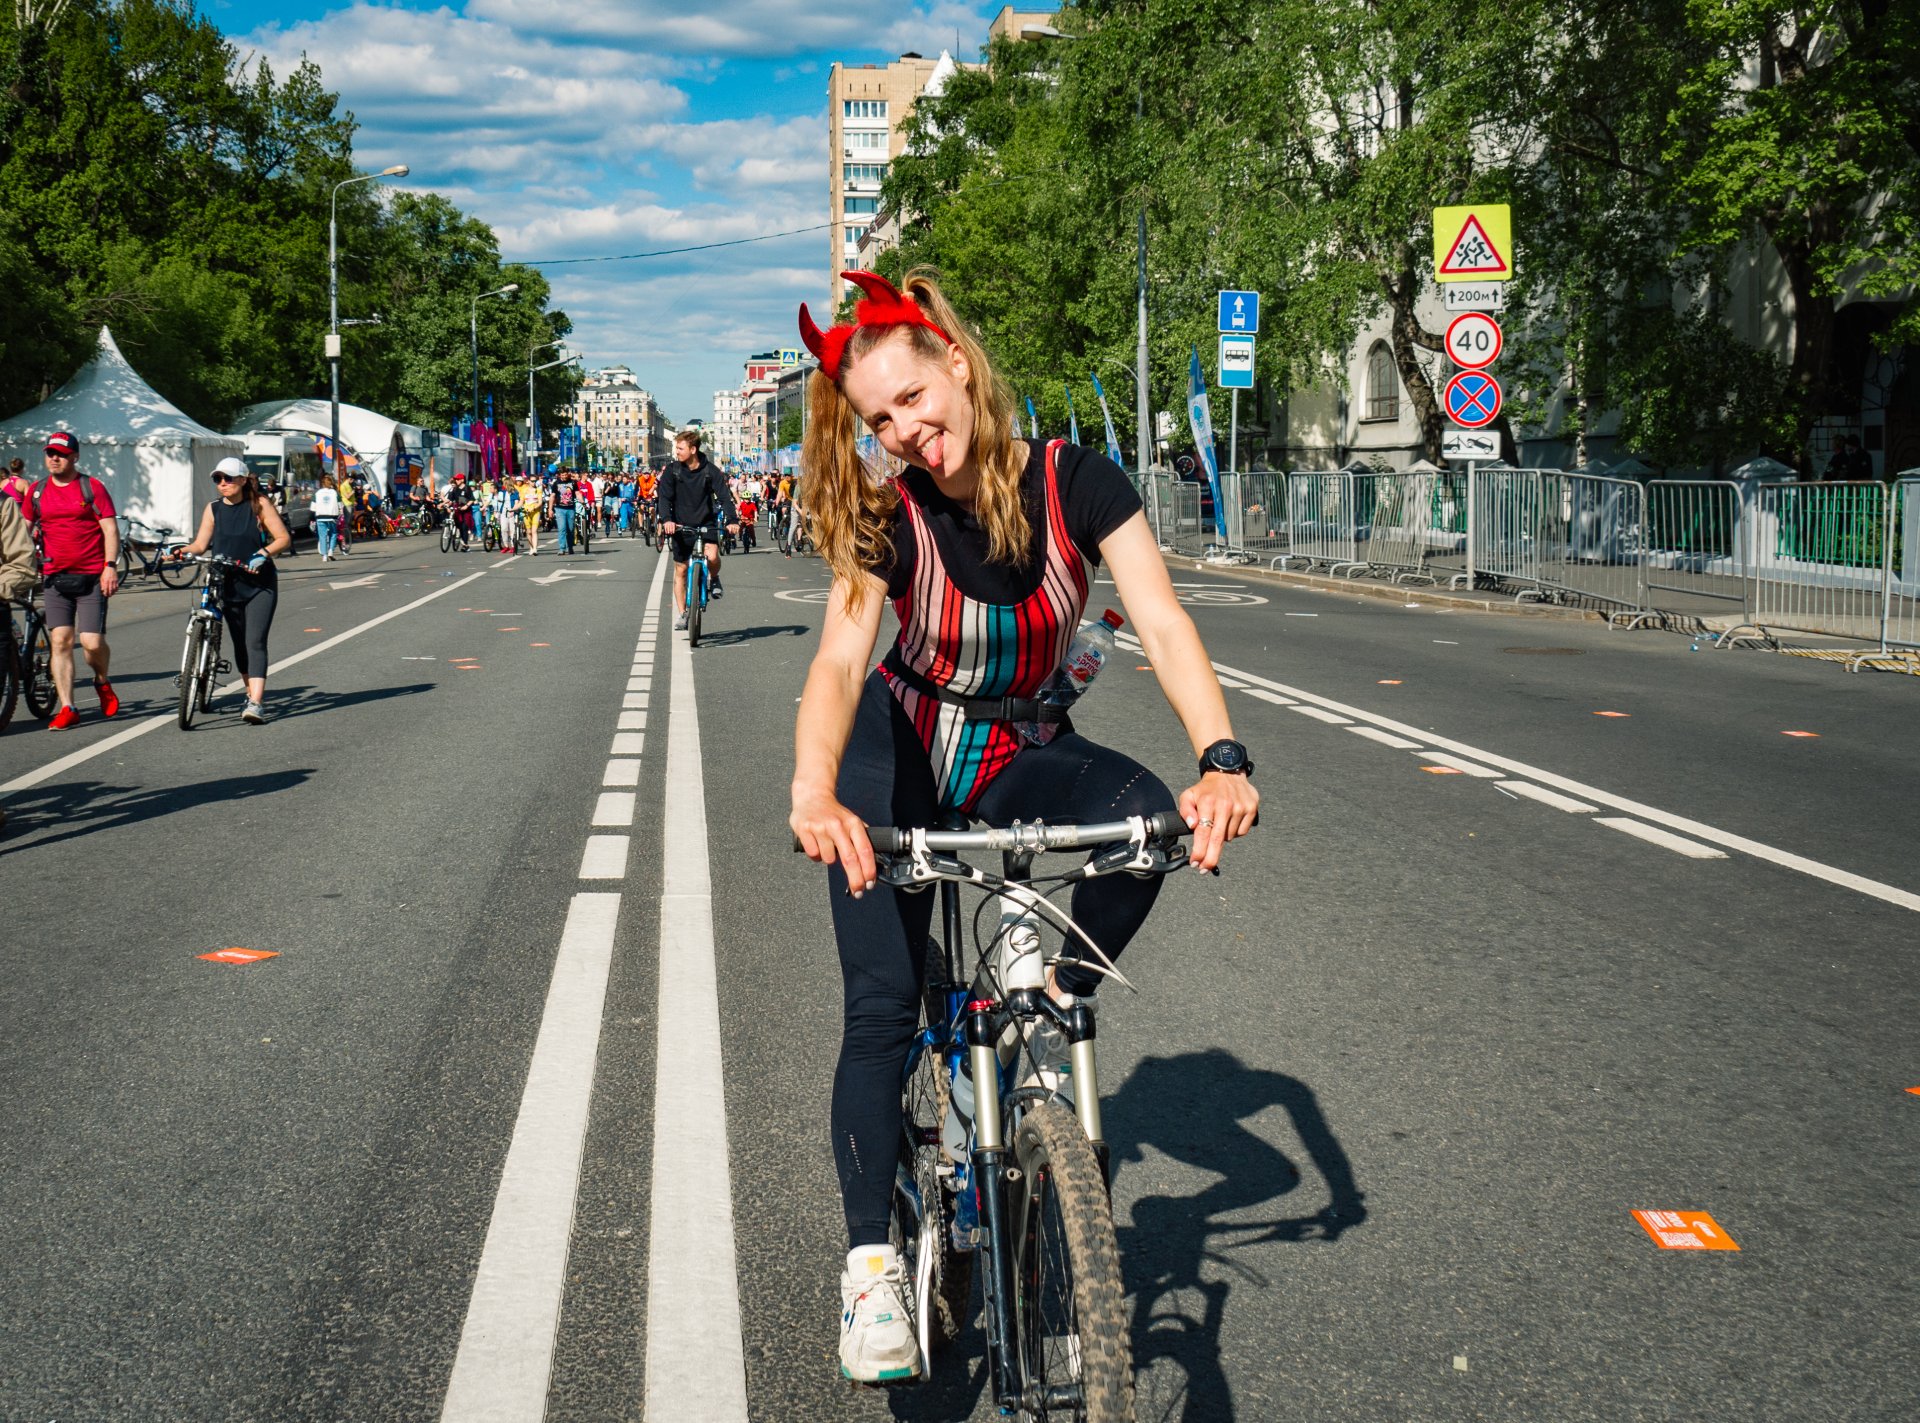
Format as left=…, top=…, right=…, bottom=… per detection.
left=842, top=196, right=879, bottom=216
left=843, top=162, right=887, bottom=185
left=845, top=225, right=868, bottom=245
left=843, top=99, right=889, bottom=120
left=848, top=130, right=887, bottom=151
left=1364, top=343, right=1400, bottom=422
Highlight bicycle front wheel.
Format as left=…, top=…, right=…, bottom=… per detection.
left=176, top=623, right=204, bottom=729
left=1010, top=1102, right=1133, bottom=1422
left=440, top=521, right=457, bottom=553
left=23, top=620, right=55, bottom=719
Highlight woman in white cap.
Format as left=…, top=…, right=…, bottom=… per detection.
left=175, top=455, right=291, bottom=723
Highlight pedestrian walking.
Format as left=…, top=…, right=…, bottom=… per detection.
left=26, top=431, right=121, bottom=729
left=174, top=456, right=291, bottom=724
left=313, top=473, right=343, bottom=560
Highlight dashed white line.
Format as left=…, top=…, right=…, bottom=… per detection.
left=1419, top=751, right=1501, bottom=779
left=1349, top=726, right=1423, bottom=750
left=578, top=835, right=631, bottom=880
left=1497, top=781, right=1597, bottom=814
left=623, top=692, right=649, bottom=709
left=611, top=733, right=645, bottom=755
left=593, top=791, right=636, bottom=826
left=618, top=710, right=647, bottom=730
left=603, top=759, right=641, bottom=787
left=1292, top=706, right=1353, bottom=725
left=1242, top=687, right=1297, bottom=706
left=438, top=891, right=622, bottom=1422
left=1594, top=817, right=1728, bottom=859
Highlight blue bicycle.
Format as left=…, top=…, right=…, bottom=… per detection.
left=679, top=521, right=721, bottom=647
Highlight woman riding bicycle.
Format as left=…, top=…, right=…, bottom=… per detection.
left=788, top=270, right=1259, bottom=1384
left=174, top=455, right=291, bottom=724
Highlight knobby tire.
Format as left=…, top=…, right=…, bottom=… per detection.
left=1010, top=1102, right=1134, bottom=1422
left=23, top=620, right=55, bottom=719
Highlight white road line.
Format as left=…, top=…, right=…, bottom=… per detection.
left=611, top=733, right=645, bottom=755
left=618, top=711, right=647, bottom=730
left=487, top=555, right=522, bottom=570
left=578, top=835, right=631, bottom=880
left=1349, top=726, right=1423, bottom=750
left=1419, top=751, right=1501, bottom=779
left=439, top=891, right=622, bottom=1422
left=592, top=791, right=636, bottom=826
left=1201, top=655, right=1920, bottom=913
left=1216, top=676, right=1248, bottom=689
left=1243, top=687, right=1298, bottom=706
left=643, top=587, right=750, bottom=1421
left=1595, top=817, right=1729, bottom=860
left=0, top=567, right=493, bottom=797
left=628, top=678, right=651, bottom=691
left=1292, top=706, right=1353, bottom=725
left=603, top=759, right=641, bottom=787
left=1497, top=781, right=1597, bottom=814
left=622, top=692, right=649, bottom=709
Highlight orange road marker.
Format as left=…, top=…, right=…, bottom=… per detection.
left=457, top=665, right=483, bottom=671
left=530, top=642, right=551, bottom=647
left=499, top=626, right=522, bottom=631
left=1594, top=711, right=1631, bottom=718
left=1422, top=766, right=1464, bottom=775
left=1782, top=730, right=1820, bottom=738
left=1632, top=1210, right=1738, bottom=1251
left=303, top=627, right=322, bottom=632
left=1135, top=665, right=1153, bottom=671
left=1906, top=1087, right=1920, bottom=1096
left=198, top=948, right=279, bottom=966
left=1378, top=679, right=1403, bottom=685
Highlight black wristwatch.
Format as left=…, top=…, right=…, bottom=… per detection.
left=1198, top=739, right=1254, bottom=777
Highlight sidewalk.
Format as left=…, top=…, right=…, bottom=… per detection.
left=1173, top=554, right=1610, bottom=621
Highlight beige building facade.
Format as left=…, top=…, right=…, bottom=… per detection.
left=571, top=366, right=672, bottom=467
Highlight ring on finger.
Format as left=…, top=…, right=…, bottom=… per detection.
left=1200, top=817, right=1216, bottom=828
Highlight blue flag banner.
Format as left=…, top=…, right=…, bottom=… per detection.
left=1089, top=374, right=1125, bottom=468
left=1187, top=347, right=1228, bottom=541
left=1064, top=384, right=1080, bottom=446
left=1024, top=396, right=1039, bottom=440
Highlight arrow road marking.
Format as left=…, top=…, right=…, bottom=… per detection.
left=529, top=568, right=616, bottom=586
left=327, top=573, right=385, bottom=590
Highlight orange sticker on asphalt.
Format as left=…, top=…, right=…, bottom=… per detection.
left=198, top=948, right=279, bottom=966
left=1422, top=766, right=1464, bottom=775
left=457, top=665, right=482, bottom=671
left=530, top=642, right=550, bottom=647
left=1378, top=679, right=1403, bottom=685
left=1594, top=711, right=1631, bottom=718
left=1907, top=1087, right=1920, bottom=1096
left=1632, top=1210, right=1738, bottom=1250
left=1136, top=665, right=1153, bottom=671
left=304, top=627, right=322, bottom=632
left=1782, top=731, right=1819, bottom=738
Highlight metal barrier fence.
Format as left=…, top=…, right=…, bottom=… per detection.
left=1279, top=472, right=1363, bottom=574
left=1871, top=476, right=1920, bottom=667
left=1640, top=480, right=1747, bottom=622
left=1736, top=482, right=1888, bottom=647
left=1352, top=472, right=1441, bottom=584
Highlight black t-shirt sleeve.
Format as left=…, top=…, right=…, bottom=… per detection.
left=1052, top=442, right=1143, bottom=564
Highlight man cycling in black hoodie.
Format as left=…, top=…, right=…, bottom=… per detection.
left=655, top=427, right=738, bottom=630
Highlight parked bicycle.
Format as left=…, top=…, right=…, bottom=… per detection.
left=115, top=517, right=198, bottom=587
left=173, top=553, right=247, bottom=730
left=0, top=591, right=56, bottom=732
left=806, top=812, right=1193, bottom=1419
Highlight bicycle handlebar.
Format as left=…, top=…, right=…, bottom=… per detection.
left=792, top=811, right=1190, bottom=856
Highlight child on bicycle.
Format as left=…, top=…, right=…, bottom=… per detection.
left=788, top=270, right=1259, bottom=1383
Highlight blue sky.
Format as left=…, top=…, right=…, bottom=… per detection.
left=212, top=0, right=1008, bottom=423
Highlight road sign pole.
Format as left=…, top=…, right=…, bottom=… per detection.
left=1229, top=389, right=1238, bottom=477
left=1466, top=462, right=1477, bottom=590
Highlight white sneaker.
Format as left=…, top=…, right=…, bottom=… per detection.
left=839, top=1249, right=921, bottom=1383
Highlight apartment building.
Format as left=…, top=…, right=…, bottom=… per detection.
left=710, top=387, right=746, bottom=463
left=571, top=366, right=673, bottom=467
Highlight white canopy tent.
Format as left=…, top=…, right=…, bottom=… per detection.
left=0, top=327, right=244, bottom=537
left=232, top=398, right=480, bottom=494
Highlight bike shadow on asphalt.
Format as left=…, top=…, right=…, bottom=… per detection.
left=1106, top=1048, right=1368, bottom=1423
left=684, top=624, right=812, bottom=649
left=0, top=768, right=314, bottom=852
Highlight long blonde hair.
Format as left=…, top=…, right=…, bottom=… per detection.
left=802, top=270, right=1029, bottom=608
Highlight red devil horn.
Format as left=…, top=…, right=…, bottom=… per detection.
left=798, top=302, right=829, bottom=361
left=843, top=270, right=906, bottom=307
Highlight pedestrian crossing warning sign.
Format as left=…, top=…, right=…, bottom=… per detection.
left=1433, top=205, right=1512, bottom=283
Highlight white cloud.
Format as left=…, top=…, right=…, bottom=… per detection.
left=467, top=0, right=990, bottom=59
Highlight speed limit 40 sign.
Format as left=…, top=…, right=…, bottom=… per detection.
left=1446, top=311, right=1503, bottom=370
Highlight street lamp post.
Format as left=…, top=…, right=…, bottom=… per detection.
left=527, top=339, right=570, bottom=480
left=328, top=164, right=408, bottom=481
left=470, top=283, right=520, bottom=436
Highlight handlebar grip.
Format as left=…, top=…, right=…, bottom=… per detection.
left=866, top=827, right=908, bottom=854
left=1148, top=810, right=1188, bottom=839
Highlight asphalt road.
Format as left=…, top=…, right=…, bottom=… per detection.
left=1, top=527, right=1915, bottom=1422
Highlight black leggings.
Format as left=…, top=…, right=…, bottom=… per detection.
left=829, top=673, right=1178, bottom=1246
left=221, top=585, right=277, bottom=682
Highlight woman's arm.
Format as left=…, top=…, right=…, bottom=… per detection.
left=790, top=572, right=889, bottom=891
left=255, top=497, right=292, bottom=557
left=177, top=503, right=216, bottom=556
left=1100, top=511, right=1260, bottom=871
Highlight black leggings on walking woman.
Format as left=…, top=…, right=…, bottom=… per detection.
left=222, top=584, right=276, bottom=681
left=827, top=671, right=1178, bottom=1246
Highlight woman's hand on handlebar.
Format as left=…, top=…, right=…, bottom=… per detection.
left=1179, top=772, right=1260, bottom=873
left=790, top=786, right=878, bottom=896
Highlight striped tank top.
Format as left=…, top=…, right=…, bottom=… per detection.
left=880, top=439, right=1090, bottom=812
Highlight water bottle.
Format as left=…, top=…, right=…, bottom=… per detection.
left=1015, top=609, right=1125, bottom=746
left=943, top=1059, right=974, bottom=1162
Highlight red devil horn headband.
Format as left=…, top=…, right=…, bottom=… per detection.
left=797, top=271, right=954, bottom=383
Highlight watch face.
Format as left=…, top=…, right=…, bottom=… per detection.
left=1208, top=741, right=1246, bottom=771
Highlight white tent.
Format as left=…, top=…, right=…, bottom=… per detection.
left=0, top=327, right=244, bottom=538
left=232, top=398, right=479, bottom=494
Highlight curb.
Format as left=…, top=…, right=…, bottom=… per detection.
left=1173, top=557, right=1608, bottom=620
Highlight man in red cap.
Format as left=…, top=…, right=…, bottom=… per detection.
left=28, top=430, right=121, bottom=728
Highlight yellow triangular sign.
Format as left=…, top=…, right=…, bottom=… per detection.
left=1432, top=204, right=1512, bottom=282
